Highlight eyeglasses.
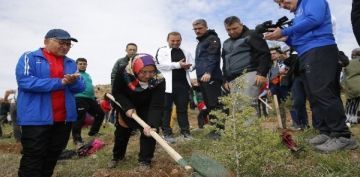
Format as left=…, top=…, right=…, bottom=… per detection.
left=50, top=38, right=73, bottom=48
left=138, top=70, right=156, bottom=75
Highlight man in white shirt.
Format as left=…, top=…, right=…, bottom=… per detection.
left=156, top=32, right=195, bottom=142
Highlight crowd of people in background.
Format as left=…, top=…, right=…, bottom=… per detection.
left=0, top=0, right=359, bottom=176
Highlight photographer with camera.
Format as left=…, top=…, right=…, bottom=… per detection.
left=255, top=16, right=291, bottom=35
left=265, top=0, right=358, bottom=153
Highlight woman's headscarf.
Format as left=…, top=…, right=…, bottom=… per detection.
left=123, top=53, right=164, bottom=92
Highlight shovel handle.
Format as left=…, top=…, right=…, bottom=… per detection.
left=273, top=95, right=283, bottom=129
left=258, top=97, right=273, bottom=110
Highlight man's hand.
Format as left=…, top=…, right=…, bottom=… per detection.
left=200, top=73, right=211, bottom=82
left=255, top=75, right=267, bottom=87
left=223, top=81, right=230, bottom=92
left=264, top=27, right=283, bottom=40
left=125, top=109, right=136, bottom=118
left=191, top=79, right=199, bottom=86
left=62, top=73, right=80, bottom=85
left=179, top=59, right=192, bottom=70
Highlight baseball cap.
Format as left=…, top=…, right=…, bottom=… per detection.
left=45, top=29, right=78, bottom=42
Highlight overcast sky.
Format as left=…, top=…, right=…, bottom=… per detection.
left=0, top=0, right=357, bottom=96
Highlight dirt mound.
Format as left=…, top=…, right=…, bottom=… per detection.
left=0, top=142, right=22, bottom=154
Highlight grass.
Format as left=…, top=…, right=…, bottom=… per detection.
left=0, top=108, right=359, bottom=177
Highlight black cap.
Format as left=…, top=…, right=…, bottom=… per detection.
left=45, top=29, right=78, bottom=42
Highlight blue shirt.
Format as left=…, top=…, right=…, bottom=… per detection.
left=282, top=0, right=336, bottom=56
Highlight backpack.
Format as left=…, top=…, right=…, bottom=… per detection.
left=77, top=138, right=105, bottom=157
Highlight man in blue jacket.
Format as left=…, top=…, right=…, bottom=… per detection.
left=15, top=29, right=85, bottom=177
left=192, top=19, right=223, bottom=139
left=265, top=0, right=358, bottom=152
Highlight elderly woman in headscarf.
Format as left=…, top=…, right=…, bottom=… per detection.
left=108, top=53, right=165, bottom=170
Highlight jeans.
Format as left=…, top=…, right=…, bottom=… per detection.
left=290, top=77, right=309, bottom=128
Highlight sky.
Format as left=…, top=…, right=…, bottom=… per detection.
left=0, top=0, right=357, bottom=96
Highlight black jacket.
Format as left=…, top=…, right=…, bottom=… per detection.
left=222, top=26, right=271, bottom=81
left=352, top=0, right=360, bottom=46
left=195, top=30, right=222, bottom=80
left=112, top=63, right=165, bottom=129
left=111, top=56, right=130, bottom=85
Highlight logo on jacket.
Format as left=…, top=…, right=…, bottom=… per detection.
left=296, top=7, right=303, bottom=17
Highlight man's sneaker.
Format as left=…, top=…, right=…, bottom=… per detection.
left=74, top=141, right=84, bottom=149
left=181, top=133, right=193, bottom=141
left=308, top=134, right=330, bottom=146
left=315, top=137, right=359, bottom=153
left=163, top=134, right=176, bottom=144
left=138, top=162, right=151, bottom=171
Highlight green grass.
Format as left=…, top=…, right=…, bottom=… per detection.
left=0, top=113, right=359, bottom=177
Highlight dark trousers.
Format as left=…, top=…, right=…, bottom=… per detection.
left=199, top=79, right=223, bottom=129
left=162, top=82, right=190, bottom=135
left=0, top=115, right=5, bottom=137
left=290, top=77, right=310, bottom=128
left=10, top=103, right=21, bottom=141
left=112, top=124, right=156, bottom=164
left=72, top=97, right=104, bottom=142
left=18, top=122, right=72, bottom=177
left=257, top=97, right=269, bottom=118
left=299, top=45, right=350, bottom=138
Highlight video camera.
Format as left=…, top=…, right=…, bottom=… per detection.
left=255, top=16, right=292, bottom=34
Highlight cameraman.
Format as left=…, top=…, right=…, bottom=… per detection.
left=265, top=0, right=358, bottom=152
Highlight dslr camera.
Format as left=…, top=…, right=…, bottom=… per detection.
left=255, top=16, right=292, bottom=34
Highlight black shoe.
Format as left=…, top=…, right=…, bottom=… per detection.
left=138, top=161, right=151, bottom=171
left=108, top=159, right=119, bottom=168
